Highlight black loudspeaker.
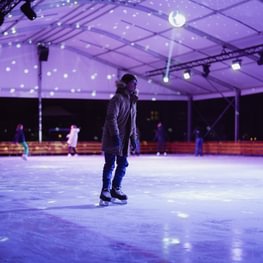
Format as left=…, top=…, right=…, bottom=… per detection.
left=38, top=45, right=49, bottom=61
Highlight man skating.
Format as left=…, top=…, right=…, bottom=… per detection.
left=99, top=73, right=138, bottom=206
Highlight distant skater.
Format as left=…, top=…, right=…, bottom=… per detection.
left=66, top=125, right=80, bottom=156
left=14, top=124, right=29, bottom=160
left=194, top=127, right=203, bottom=156
left=154, top=122, right=167, bottom=156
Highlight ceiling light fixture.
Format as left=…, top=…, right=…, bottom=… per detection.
left=202, top=64, right=210, bottom=78
left=183, top=70, right=191, bottom=80
left=231, top=59, right=241, bottom=71
left=257, top=52, right=263, bottom=65
left=20, top=1, right=37, bottom=21
left=168, top=11, right=186, bottom=28
left=163, top=74, right=169, bottom=83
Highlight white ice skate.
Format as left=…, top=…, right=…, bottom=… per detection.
left=110, top=187, right=128, bottom=204
left=99, top=189, right=112, bottom=206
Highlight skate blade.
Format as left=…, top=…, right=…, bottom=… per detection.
left=99, top=199, right=111, bottom=206
left=111, top=198, right=127, bottom=205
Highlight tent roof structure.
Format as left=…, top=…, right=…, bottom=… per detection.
left=0, top=0, right=263, bottom=101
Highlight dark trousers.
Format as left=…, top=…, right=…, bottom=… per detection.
left=195, top=138, right=203, bottom=156
left=102, top=153, right=128, bottom=190
left=157, top=141, right=166, bottom=153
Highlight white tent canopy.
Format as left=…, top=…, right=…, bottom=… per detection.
left=0, top=0, right=263, bottom=101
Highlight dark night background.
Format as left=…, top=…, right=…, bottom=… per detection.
left=1, top=93, right=263, bottom=142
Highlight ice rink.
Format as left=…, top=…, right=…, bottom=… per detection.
left=1, top=154, right=263, bottom=263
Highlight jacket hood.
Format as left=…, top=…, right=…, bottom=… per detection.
left=115, top=80, right=129, bottom=95
left=115, top=80, right=126, bottom=90
left=115, top=80, right=139, bottom=103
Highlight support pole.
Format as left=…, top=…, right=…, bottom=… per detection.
left=187, top=96, right=192, bottom=142
left=38, top=56, right=42, bottom=142
left=234, top=89, right=240, bottom=142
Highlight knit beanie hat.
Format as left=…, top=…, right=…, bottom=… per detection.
left=121, top=73, right=137, bottom=84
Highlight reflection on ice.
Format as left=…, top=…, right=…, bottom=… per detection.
left=0, top=236, right=9, bottom=242
left=1, top=155, right=263, bottom=263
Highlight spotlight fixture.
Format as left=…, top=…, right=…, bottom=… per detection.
left=202, top=64, right=210, bottom=78
left=20, top=1, right=37, bottom=21
left=183, top=70, right=191, bottom=80
left=231, top=59, right=241, bottom=71
left=257, top=52, right=263, bottom=65
left=168, top=11, right=186, bottom=28
left=163, top=74, right=169, bottom=83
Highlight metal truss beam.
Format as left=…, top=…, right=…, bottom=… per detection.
left=0, top=0, right=23, bottom=16
left=146, top=43, right=263, bottom=77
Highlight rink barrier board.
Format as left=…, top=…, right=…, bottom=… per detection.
left=1, top=141, right=263, bottom=156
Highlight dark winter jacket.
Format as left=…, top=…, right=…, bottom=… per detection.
left=102, top=81, right=138, bottom=156
left=154, top=126, right=166, bottom=143
left=14, top=129, right=26, bottom=143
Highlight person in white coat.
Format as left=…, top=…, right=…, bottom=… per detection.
left=66, top=125, right=80, bottom=156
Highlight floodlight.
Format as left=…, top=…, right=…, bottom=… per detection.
left=231, top=59, right=241, bottom=71
left=183, top=70, right=191, bottom=80
left=163, top=75, right=169, bottom=83
left=202, top=64, right=210, bottom=78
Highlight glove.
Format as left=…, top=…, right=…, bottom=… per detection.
left=130, top=137, right=137, bottom=152
left=112, top=135, right=120, bottom=147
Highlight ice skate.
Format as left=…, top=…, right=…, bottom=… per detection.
left=111, top=187, right=128, bottom=204
left=22, top=154, right=28, bottom=160
left=99, top=189, right=112, bottom=206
